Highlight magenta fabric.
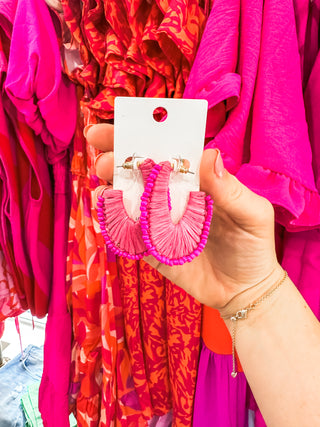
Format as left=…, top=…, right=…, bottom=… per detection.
left=186, top=0, right=320, bottom=230
left=4, top=0, right=76, bottom=165
left=282, top=230, right=320, bottom=318
left=235, top=0, right=319, bottom=231
left=0, top=14, right=54, bottom=317
left=184, top=0, right=262, bottom=174
left=0, top=93, right=31, bottom=310
left=1, top=0, right=77, bottom=425
left=293, top=0, right=320, bottom=89
left=2, top=95, right=54, bottom=317
left=40, top=186, right=72, bottom=427
left=183, top=0, right=241, bottom=119
left=303, top=23, right=320, bottom=193
left=193, top=342, right=248, bottom=427
left=292, top=0, right=309, bottom=85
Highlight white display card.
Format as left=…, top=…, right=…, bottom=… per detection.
left=113, top=97, right=208, bottom=222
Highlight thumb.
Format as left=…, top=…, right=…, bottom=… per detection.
left=200, top=149, right=274, bottom=227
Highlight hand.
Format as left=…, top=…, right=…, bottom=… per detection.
left=86, top=124, right=281, bottom=310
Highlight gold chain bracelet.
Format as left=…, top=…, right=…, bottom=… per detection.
left=223, top=270, right=288, bottom=378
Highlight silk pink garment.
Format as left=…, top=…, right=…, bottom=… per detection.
left=4, top=1, right=76, bottom=165
left=0, top=89, right=32, bottom=311
left=293, top=0, right=320, bottom=89
left=303, top=3, right=320, bottom=193
left=193, top=343, right=248, bottom=427
left=0, top=10, right=55, bottom=317
left=235, top=0, right=320, bottom=231
left=2, top=0, right=77, bottom=425
left=184, top=0, right=260, bottom=175
left=292, top=0, right=309, bottom=86
left=248, top=1, right=320, bottom=424
left=2, top=96, right=54, bottom=317
left=284, top=0, right=320, bottom=321
left=185, top=0, right=320, bottom=230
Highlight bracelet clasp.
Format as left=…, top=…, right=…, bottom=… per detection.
left=231, top=309, right=248, bottom=321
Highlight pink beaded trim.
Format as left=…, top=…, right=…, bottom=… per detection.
left=97, top=194, right=146, bottom=260
left=139, top=162, right=214, bottom=266
left=97, top=160, right=213, bottom=264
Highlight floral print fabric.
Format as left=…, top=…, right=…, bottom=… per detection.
left=62, top=0, right=207, bottom=119
left=67, top=99, right=146, bottom=426
left=63, top=1, right=210, bottom=425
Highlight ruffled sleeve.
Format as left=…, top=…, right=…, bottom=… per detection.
left=235, top=0, right=320, bottom=230
left=186, top=0, right=320, bottom=230
left=183, top=0, right=241, bottom=111
left=237, top=165, right=320, bottom=230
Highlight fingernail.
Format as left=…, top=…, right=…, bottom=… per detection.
left=214, top=149, right=224, bottom=178
left=83, top=124, right=94, bottom=139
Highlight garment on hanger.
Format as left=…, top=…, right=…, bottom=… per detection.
left=184, top=0, right=320, bottom=423
left=0, top=0, right=54, bottom=318
left=66, top=100, right=150, bottom=426
left=0, top=91, right=27, bottom=317
left=61, top=0, right=209, bottom=425
left=0, top=0, right=77, bottom=425
left=62, top=0, right=207, bottom=118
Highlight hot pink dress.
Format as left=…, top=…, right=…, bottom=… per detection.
left=1, top=0, right=77, bottom=425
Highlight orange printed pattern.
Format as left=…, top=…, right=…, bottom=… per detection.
left=166, top=280, right=202, bottom=425
left=61, top=0, right=208, bottom=119
left=117, top=258, right=153, bottom=420
left=138, top=260, right=171, bottom=416
left=66, top=102, right=103, bottom=426
left=67, top=99, right=146, bottom=426
left=62, top=1, right=211, bottom=425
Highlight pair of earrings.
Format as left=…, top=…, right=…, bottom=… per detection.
left=97, top=157, right=213, bottom=266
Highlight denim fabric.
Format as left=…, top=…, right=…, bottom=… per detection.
left=0, top=345, right=43, bottom=427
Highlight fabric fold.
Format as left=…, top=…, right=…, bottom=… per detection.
left=193, top=342, right=248, bottom=427
left=237, top=164, right=320, bottom=230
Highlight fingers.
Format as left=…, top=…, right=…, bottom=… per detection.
left=83, top=124, right=115, bottom=182
left=92, top=185, right=108, bottom=208
left=200, top=149, right=274, bottom=228
left=84, top=123, right=114, bottom=152
left=95, top=152, right=114, bottom=182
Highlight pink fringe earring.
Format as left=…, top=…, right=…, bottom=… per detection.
left=140, top=161, right=213, bottom=266
left=97, top=158, right=155, bottom=260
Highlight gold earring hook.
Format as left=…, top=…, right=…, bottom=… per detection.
left=171, top=157, right=194, bottom=174
left=117, top=154, right=144, bottom=169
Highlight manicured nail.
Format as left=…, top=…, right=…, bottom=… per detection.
left=83, top=124, right=94, bottom=139
left=214, top=149, right=224, bottom=178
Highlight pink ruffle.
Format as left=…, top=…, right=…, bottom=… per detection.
left=236, top=163, right=320, bottom=231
